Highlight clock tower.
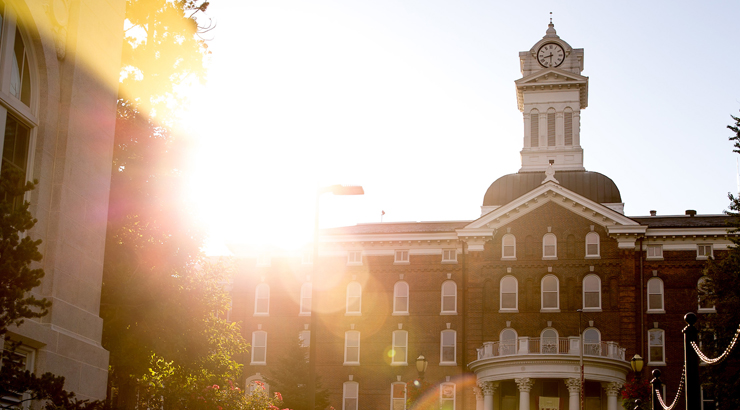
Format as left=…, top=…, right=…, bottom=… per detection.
left=515, top=22, right=588, bottom=172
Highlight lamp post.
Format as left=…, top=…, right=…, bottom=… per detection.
left=416, top=354, right=428, bottom=381
left=577, top=309, right=584, bottom=410
left=308, top=185, right=363, bottom=410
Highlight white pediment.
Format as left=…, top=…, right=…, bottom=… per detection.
left=460, top=181, right=639, bottom=233
left=515, top=67, right=588, bottom=86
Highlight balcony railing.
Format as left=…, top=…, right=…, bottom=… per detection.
left=476, top=337, right=626, bottom=361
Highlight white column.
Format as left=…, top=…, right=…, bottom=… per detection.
left=479, top=381, right=497, bottom=410
left=565, top=378, right=580, bottom=410
left=515, top=378, right=534, bottom=410
left=602, top=382, right=622, bottom=410
left=474, top=386, right=483, bottom=410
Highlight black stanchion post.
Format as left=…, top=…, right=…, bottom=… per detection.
left=683, top=312, right=700, bottom=410
left=651, top=369, right=662, bottom=410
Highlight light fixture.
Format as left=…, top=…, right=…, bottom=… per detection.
left=630, top=354, right=644, bottom=374
left=416, top=354, right=428, bottom=380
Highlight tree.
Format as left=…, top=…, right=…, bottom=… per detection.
left=0, top=168, right=49, bottom=335
left=262, top=338, right=330, bottom=410
left=701, top=112, right=740, bottom=410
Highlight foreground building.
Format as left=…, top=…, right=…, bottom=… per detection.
left=1, top=0, right=124, bottom=403
left=233, top=23, right=727, bottom=410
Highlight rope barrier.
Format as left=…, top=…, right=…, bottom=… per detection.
left=655, top=365, right=685, bottom=410
left=691, top=324, right=740, bottom=365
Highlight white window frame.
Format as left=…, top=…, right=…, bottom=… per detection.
left=393, top=281, right=409, bottom=315
left=440, top=280, right=457, bottom=315
left=440, top=329, right=457, bottom=365
left=585, top=232, right=600, bottom=258
left=542, top=233, right=557, bottom=259
left=343, top=381, right=359, bottom=410
left=299, top=330, right=310, bottom=348
left=439, top=382, right=456, bottom=410
left=583, top=328, right=601, bottom=356
left=254, top=283, right=270, bottom=316
left=391, top=382, right=407, bottom=410
left=299, top=282, right=312, bottom=316
left=647, top=277, right=665, bottom=313
left=648, top=328, right=666, bottom=365
left=499, top=275, right=518, bottom=312
left=502, top=234, right=516, bottom=260
left=582, top=274, right=601, bottom=311
left=442, top=249, right=457, bottom=263
left=344, top=331, right=360, bottom=365
left=1, top=341, right=36, bottom=409
left=541, top=274, right=560, bottom=311
left=540, top=328, right=559, bottom=354
left=251, top=331, right=267, bottom=365
left=346, top=282, right=362, bottom=315
left=697, top=244, right=713, bottom=260
left=697, top=276, right=715, bottom=313
left=646, top=244, right=663, bottom=260
left=499, top=328, right=518, bottom=355
left=391, top=330, right=408, bottom=365
left=347, top=251, right=363, bottom=265
left=394, top=250, right=409, bottom=264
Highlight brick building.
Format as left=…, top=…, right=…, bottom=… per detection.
left=232, top=23, right=727, bottom=410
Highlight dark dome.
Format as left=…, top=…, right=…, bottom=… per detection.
left=483, top=170, right=622, bottom=206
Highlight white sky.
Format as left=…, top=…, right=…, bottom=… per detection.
left=178, top=0, right=740, bottom=253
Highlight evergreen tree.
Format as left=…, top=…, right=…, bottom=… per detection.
left=262, top=338, right=330, bottom=410
left=701, top=112, right=740, bottom=410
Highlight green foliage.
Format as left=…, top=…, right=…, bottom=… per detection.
left=406, top=379, right=433, bottom=410
left=0, top=168, right=50, bottom=335
left=701, top=112, right=740, bottom=410
left=620, top=375, right=650, bottom=410
left=262, top=338, right=330, bottom=410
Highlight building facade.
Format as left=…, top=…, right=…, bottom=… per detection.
left=233, top=24, right=727, bottom=410
left=1, top=0, right=124, bottom=403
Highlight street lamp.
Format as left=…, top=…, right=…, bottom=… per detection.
left=308, top=184, right=364, bottom=410
left=415, top=354, right=428, bottom=381
left=630, top=354, right=644, bottom=375
left=577, top=309, right=584, bottom=410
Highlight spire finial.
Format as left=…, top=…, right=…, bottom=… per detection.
left=549, top=12, right=552, bottom=25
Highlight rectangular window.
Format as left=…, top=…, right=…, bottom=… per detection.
left=344, top=331, right=360, bottom=365
left=300, top=283, right=312, bottom=315
left=442, top=249, right=457, bottom=263
left=343, top=382, right=358, bottom=410
left=394, top=250, right=409, bottom=264
left=697, top=244, right=712, bottom=259
left=1, top=340, right=35, bottom=408
left=251, top=331, right=267, bottom=364
left=299, top=330, right=310, bottom=348
left=440, top=330, right=456, bottom=365
left=440, top=383, right=456, bottom=410
left=648, top=329, right=665, bottom=365
left=392, top=331, right=408, bottom=365
left=392, top=383, right=407, bottom=410
left=348, top=251, right=362, bottom=265
left=547, top=112, right=556, bottom=147
left=646, top=245, right=663, bottom=259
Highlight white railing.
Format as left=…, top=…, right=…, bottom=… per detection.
left=476, top=337, right=626, bottom=361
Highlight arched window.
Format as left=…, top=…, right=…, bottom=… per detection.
left=343, top=381, right=359, bottom=410
left=254, top=284, right=270, bottom=316
left=500, top=276, right=518, bottom=311
left=299, top=282, right=311, bottom=315
left=586, top=232, right=600, bottom=257
left=440, top=382, right=456, bottom=410
left=564, top=107, right=573, bottom=146
left=647, top=277, right=664, bottom=313
left=530, top=109, right=539, bottom=147
left=547, top=108, right=556, bottom=147
left=391, top=382, right=407, bottom=410
left=541, top=275, right=559, bottom=310
left=393, top=281, right=409, bottom=314
left=245, top=374, right=269, bottom=393
left=540, top=328, right=559, bottom=354
left=648, top=328, right=665, bottom=365
left=583, top=274, right=601, bottom=310
left=391, top=330, right=408, bottom=365
left=440, top=330, right=456, bottom=365
left=441, top=281, right=457, bottom=314
left=251, top=331, right=267, bottom=364
left=0, top=7, right=36, bottom=210
left=499, top=328, right=517, bottom=355
left=344, top=331, right=360, bottom=364
left=583, top=328, right=601, bottom=356
left=346, top=282, right=362, bottom=315
left=542, top=233, right=557, bottom=259
left=502, top=234, right=516, bottom=259
left=697, top=276, right=715, bottom=313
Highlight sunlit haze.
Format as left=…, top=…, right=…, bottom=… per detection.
left=176, top=1, right=740, bottom=254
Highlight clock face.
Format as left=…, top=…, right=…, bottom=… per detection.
left=537, top=43, right=565, bottom=68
